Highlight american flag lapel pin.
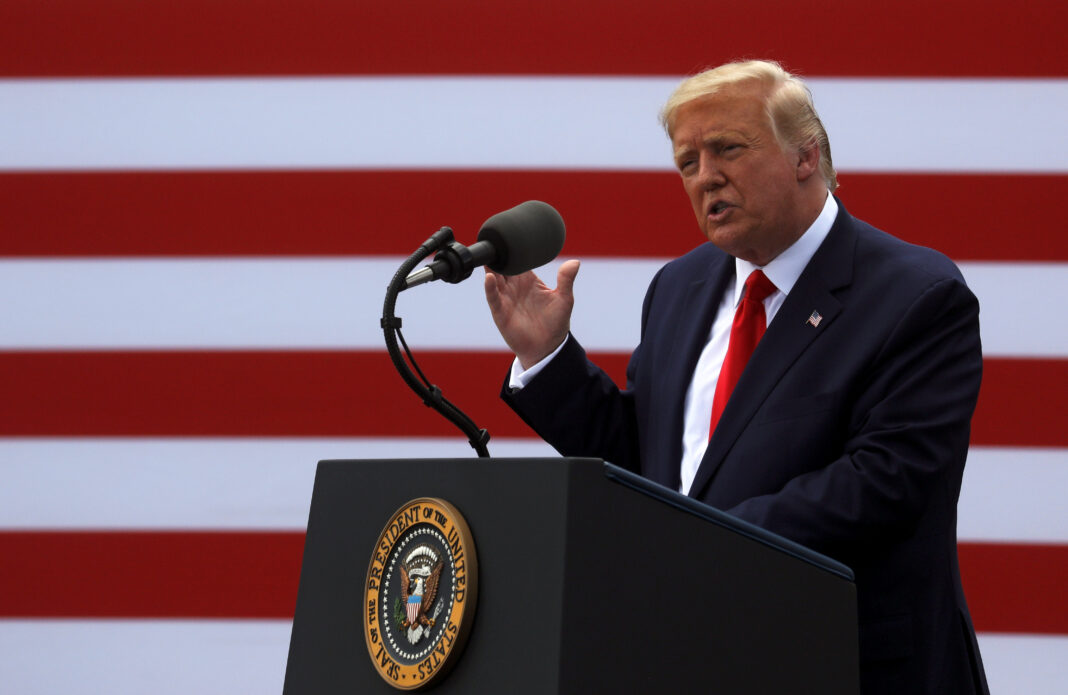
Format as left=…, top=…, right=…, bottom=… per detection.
left=806, top=310, right=823, bottom=328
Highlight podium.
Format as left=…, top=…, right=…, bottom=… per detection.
left=283, top=458, right=858, bottom=693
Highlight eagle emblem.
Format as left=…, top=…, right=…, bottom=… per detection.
left=398, top=545, right=443, bottom=644
left=365, top=497, right=479, bottom=688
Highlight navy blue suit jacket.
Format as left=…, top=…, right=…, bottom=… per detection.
left=504, top=203, right=989, bottom=694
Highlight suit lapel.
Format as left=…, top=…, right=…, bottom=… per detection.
left=650, top=250, right=733, bottom=488
left=688, top=205, right=859, bottom=499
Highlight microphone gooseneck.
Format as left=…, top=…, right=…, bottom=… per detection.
left=382, top=226, right=492, bottom=456
left=382, top=201, right=565, bottom=457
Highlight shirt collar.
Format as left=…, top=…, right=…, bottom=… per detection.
left=733, top=193, right=838, bottom=305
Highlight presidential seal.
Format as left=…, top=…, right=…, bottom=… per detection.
left=364, top=498, right=478, bottom=690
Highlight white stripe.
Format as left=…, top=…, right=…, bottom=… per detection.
left=0, top=621, right=1062, bottom=694
left=815, top=78, right=1068, bottom=173
left=0, top=439, right=1061, bottom=541
left=0, top=437, right=559, bottom=529
left=2, top=258, right=1064, bottom=357
left=959, top=262, right=1068, bottom=358
left=0, top=620, right=291, bottom=695
left=1, top=77, right=1065, bottom=172
left=978, top=633, right=1068, bottom=694
left=958, top=448, right=1068, bottom=542
left=0, top=257, right=653, bottom=350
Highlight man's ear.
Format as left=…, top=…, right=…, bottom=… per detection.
left=796, top=139, right=820, bottom=182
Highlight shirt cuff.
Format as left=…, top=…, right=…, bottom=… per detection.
left=507, top=336, right=570, bottom=390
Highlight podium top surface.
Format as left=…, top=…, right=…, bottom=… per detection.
left=316, top=456, right=853, bottom=582
left=602, top=461, right=854, bottom=581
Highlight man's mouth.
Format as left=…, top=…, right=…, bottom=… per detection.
left=708, top=201, right=732, bottom=219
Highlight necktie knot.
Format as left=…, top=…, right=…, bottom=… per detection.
left=743, top=269, right=777, bottom=305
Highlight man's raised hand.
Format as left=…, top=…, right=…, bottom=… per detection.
left=484, top=259, right=581, bottom=370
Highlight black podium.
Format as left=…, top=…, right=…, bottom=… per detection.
left=283, top=458, right=858, bottom=693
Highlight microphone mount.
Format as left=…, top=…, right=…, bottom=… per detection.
left=403, top=234, right=482, bottom=290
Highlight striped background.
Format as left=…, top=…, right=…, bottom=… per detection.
left=1, top=1, right=1065, bottom=692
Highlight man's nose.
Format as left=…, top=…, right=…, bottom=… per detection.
left=697, top=153, right=726, bottom=188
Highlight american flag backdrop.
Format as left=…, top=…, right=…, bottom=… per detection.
left=1, top=1, right=1065, bottom=692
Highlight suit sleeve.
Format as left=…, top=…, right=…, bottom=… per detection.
left=502, top=335, right=640, bottom=470
left=500, top=267, right=667, bottom=472
left=726, top=274, right=983, bottom=555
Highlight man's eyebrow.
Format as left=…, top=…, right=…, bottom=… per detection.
left=673, top=131, right=749, bottom=159
left=672, top=144, right=695, bottom=161
left=704, top=131, right=747, bottom=145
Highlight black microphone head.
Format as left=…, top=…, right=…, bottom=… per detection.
left=476, top=200, right=566, bottom=275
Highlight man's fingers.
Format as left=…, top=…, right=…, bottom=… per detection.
left=483, top=270, right=503, bottom=312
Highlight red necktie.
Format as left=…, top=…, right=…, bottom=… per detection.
left=709, top=269, right=777, bottom=437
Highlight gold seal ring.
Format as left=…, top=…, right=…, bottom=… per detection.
left=363, top=497, right=478, bottom=690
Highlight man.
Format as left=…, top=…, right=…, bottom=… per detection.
left=484, top=61, right=989, bottom=694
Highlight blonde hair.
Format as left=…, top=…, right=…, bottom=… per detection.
left=660, top=60, right=838, bottom=191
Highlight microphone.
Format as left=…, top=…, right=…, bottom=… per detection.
left=404, top=201, right=565, bottom=289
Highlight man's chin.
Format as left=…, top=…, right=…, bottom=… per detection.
left=704, top=225, right=745, bottom=252
left=705, top=228, right=772, bottom=265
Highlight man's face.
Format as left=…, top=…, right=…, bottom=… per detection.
left=670, top=85, right=810, bottom=266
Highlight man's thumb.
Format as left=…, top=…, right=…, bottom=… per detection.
left=556, top=259, right=580, bottom=296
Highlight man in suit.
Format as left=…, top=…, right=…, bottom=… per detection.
left=484, top=60, right=989, bottom=694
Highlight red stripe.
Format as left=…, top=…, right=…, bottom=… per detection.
left=973, top=359, right=1068, bottom=449
left=2, top=171, right=1064, bottom=262
left=960, top=542, right=1068, bottom=635
left=1, top=1, right=1065, bottom=78
left=0, top=351, right=1061, bottom=446
left=0, top=532, right=1062, bottom=633
left=0, top=531, right=303, bottom=619
left=0, top=350, right=539, bottom=439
